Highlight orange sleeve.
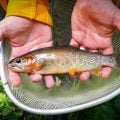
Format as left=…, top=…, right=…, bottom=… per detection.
left=2, top=0, right=52, bottom=26
left=35, top=0, right=53, bottom=26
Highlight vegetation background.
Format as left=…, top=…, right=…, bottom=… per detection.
left=1, top=0, right=120, bottom=120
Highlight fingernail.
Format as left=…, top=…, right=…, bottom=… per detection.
left=80, top=72, right=91, bottom=81
left=30, top=74, right=42, bottom=82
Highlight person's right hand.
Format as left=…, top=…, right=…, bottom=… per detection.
left=0, top=16, right=54, bottom=88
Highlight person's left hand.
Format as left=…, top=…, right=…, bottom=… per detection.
left=70, top=0, right=120, bottom=80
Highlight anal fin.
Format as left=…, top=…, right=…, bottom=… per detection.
left=68, top=68, right=82, bottom=76
left=90, top=67, right=102, bottom=77
left=68, top=68, right=77, bottom=76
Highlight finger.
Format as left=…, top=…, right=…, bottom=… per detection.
left=70, top=38, right=80, bottom=48
left=101, top=67, right=112, bottom=79
left=103, top=47, right=114, bottom=55
left=0, top=27, right=2, bottom=40
left=0, top=21, right=4, bottom=40
left=29, top=73, right=43, bottom=82
left=29, top=41, right=53, bottom=52
left=10, top=40, right=53, bottom=59
left=44, top=75, right=54, bottom=88
left=9, top=70, right=21, bottom=86
left=80, top=46, right=86, bottom=50
left=79, top=71, right=91, bottom=81
left=113, top=9, right=120, bottom=30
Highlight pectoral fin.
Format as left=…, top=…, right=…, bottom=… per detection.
left=28, top=61, right=45, bottom=73
left=90, top=67, right=102, bottom=77
left=36, top=62, right=44, bottom=71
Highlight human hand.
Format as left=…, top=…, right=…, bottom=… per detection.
left=0, top=16, right=54, bottom=88
left=70, top=0, right=120, bottom=80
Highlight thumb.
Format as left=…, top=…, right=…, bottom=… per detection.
left=0, top=22, right=3, bottom=40
left=70, top=38, right=80, bottom=48
left=114, top=9, right=120, bottom=30
left=0, top=20, right=6, bottom=41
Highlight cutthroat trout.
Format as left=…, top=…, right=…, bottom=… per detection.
left=8, top=47, right=118, bottom=77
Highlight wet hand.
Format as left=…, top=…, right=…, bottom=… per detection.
left=0, top=16, right=54, bottom=88
left=70, top=0, right=120, bottom=80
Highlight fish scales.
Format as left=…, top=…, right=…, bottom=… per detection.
left=35, top=48, right=115, bottom=72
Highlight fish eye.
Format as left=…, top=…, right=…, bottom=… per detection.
left=15, top=58, right=22, bottom=63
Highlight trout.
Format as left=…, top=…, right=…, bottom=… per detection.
left=8, top=47, right=118, bottom=76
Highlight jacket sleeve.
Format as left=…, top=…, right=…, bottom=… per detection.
left=1, top=0, right=52, bottom=26
left=0, top=0, right=8, bottom=10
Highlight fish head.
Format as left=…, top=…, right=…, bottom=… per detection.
left=8, top=55, right=38, bottom=73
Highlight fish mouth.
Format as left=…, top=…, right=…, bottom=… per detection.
left=8, top=63, right=23, bottom=72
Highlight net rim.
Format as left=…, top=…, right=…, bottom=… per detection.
left=1, top=41, right=120, bottom=115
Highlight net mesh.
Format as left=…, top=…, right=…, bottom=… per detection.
left=2, top=30, right=120, bottom=110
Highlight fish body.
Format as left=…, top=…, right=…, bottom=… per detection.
left=8, top=47, right=117, bottom=76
